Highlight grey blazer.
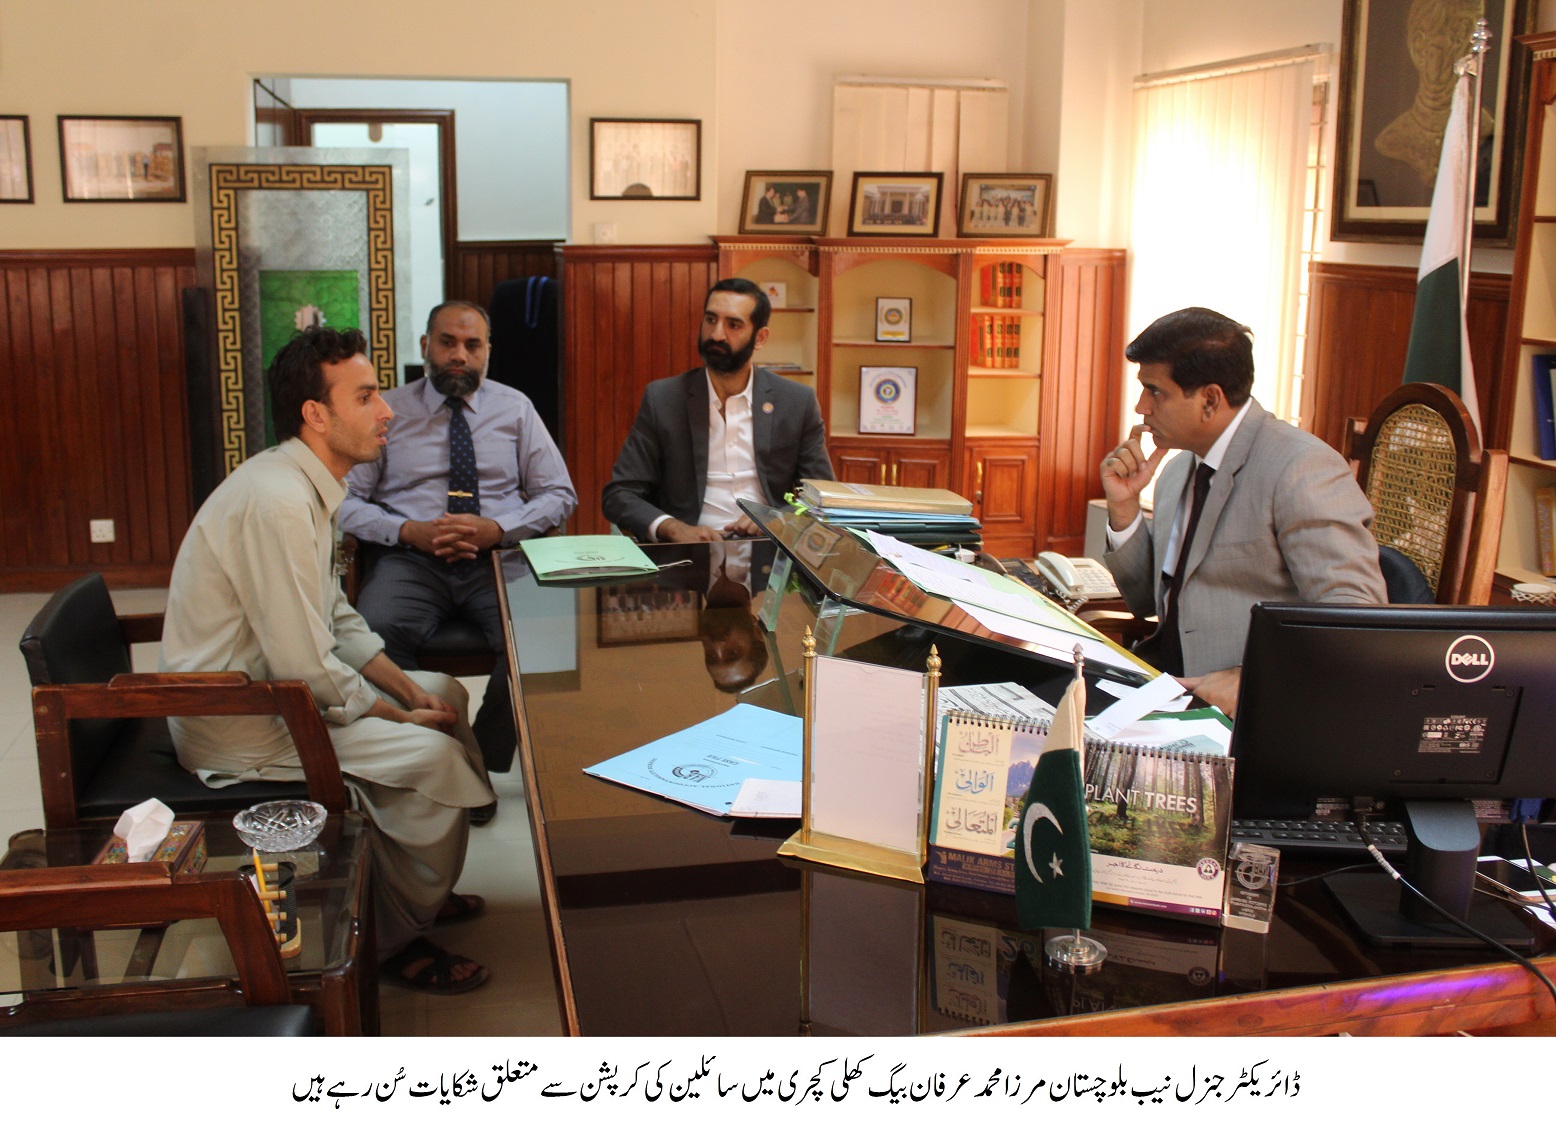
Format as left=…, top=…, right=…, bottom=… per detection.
left=601, top=366, right=834, bottom=541
left=1104, top=399, right=1387, bottom=676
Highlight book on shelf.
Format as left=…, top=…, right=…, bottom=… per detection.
left=928, top=709, right=1235, bottom=922
left=798, top=479, right=974, bottom=516
left=1536, top=485, right=1556, bottom=576
left=1534, top=354, right=1556, bottom=461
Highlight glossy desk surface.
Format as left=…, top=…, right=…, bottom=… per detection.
left=499, top=541, right=1555, bottom=1037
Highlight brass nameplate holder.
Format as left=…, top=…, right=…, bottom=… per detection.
left=778, top=627, right=940, bottom=884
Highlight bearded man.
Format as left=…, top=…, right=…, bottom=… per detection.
left=341, top=301, right=576, bottom=802
left=601, top=278, right=833, bottom=543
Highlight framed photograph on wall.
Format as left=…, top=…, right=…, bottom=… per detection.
left=0, top=116, right=33, bottom=203
left=590, top=118, right=701, bottom=200
left=1332, top=0, right=1534, bottom=245
left=875, top=297, right=912, bottom=342
left=58, top=115, right=185, bottom=202
left=738, top=170, right=832, bottom=235
left=848, top=172, right=942, bottom=237
left=957, top=172, right=1054, bottom=237
left=859, top=366, right=917, bottom=435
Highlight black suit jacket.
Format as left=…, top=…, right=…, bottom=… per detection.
left=601, top=366, right=834, bottom=541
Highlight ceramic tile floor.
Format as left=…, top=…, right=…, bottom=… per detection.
left=0, top=587, right=562, bottom=1036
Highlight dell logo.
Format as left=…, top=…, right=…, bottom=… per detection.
left=1445, top=635, right=1495, bottom=683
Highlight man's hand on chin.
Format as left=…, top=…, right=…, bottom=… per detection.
left=660, top=518, right=723, bottom=543
left=1178, top=666, right=1241, bottom=717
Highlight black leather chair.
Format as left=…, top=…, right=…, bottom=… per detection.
left=0, top=862, right=313, bottom=1036
left=19, top=573, right=346, bottom=830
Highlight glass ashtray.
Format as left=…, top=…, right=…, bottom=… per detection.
left=233, top=800, right=327, bottom=852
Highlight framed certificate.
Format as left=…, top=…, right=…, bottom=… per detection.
left=859, top=366, right=916, bottom=435
left=875, top=296, right=911, bottom=342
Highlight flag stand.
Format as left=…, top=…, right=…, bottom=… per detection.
left=1043, top=645, right=1110, bottom=973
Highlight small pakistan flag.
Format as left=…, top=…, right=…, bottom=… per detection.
left=1014, top=671, right=1092, bottom=931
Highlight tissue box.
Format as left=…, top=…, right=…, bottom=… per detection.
left=92, top=820, right=208, bottom=874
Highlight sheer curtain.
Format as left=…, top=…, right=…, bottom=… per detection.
left=1128, top=52, right=1320, bottom=422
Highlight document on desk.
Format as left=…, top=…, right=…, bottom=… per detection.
left=583, top=703, right=803, bottom=818
left=865, top=531, right=1144, bottom=677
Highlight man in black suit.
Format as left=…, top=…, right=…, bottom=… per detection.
left=602, top=278, right=833, bottom=543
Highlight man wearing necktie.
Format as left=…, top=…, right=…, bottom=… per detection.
left=341, top=302, right=577, bottom=812
left=1099, top=307, right=1386, bottom=715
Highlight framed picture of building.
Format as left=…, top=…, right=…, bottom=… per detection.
left=58, top=115, right=185, bottom=202
left=590, top=118, right=701, bottom=200
left=1332, top=0, right=1533, bottom=244
left=0, top=116, right=33, bottom=202
left=848, top=172, right=942, bottom=237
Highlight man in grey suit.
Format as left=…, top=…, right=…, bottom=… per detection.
left=603, top=278, right=833, bottom=542
left=1100, top=307, right=1386, bottom=715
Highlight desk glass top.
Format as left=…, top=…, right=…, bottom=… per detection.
left=499, top=542, right=1554, bottom=1036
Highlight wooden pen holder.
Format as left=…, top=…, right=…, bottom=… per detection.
left=239, top=860, right=302, bottom=959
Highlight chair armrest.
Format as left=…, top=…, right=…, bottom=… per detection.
left=32, top=675, right=349, bottom=816
left=0, top=863, right=291, bottom=1007
left=117, top=612, right=165, bottom=646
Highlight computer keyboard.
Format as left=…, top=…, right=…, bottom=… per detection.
left=1231, top=818, right=1409, bottom=858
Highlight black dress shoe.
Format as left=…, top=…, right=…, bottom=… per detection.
left=470, top=801, right=497, bottom=826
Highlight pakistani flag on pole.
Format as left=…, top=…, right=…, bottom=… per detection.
left=1402, top=56, right=1483, bottom=437
left=1014, top=672, right=1092, bottom=931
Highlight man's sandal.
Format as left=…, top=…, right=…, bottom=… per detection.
left=436, top=891, right=485, bottom=926
left=378, top=937, right=489, bottom=996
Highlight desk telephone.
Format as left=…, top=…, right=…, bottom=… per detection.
left=1031, top=552, right=1121, bottom=601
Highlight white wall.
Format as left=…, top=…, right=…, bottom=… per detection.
left=1053, top=0, right=1142, bottom=246
left=0, top=0, right=719, bottom=248
left=285, top=78, right=569, bottom=242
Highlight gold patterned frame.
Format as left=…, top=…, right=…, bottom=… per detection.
left=207, top=162, right=397, bottom=473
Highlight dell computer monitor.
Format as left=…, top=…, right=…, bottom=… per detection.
left=1229, top=602, right=1556, bottom=947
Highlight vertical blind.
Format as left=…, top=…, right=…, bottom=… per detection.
left=831, top=82, right=1009, bottom=237
left=1128, top=52, right=1319, bottom=422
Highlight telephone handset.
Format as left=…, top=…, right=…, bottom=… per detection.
left=1032, top=552, right=1121, bottom=601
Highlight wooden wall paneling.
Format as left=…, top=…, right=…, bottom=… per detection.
left=446, top=240, right=561, bottom=306
left=1039, top=249, right=1125, bottom=555
left=561, top=246, right=718, bottom=534
left=0, top=249, right=195, bottom=591
left=1302, top=261, right=1509, bottom=453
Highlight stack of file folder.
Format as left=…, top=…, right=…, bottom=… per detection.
left=796, top=479, right=981, bottom=548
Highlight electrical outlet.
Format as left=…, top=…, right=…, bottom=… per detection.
left=593, top=222, right=617, bottom=244
left=89, top=519, right=115, bottom=543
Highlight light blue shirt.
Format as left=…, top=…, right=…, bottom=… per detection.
left=340, top=375, right=577, bottom=547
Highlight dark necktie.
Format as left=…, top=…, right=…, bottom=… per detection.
left=1155, top=461, right=1215, bottom=677
left=446, top=397, right=480, bottom=516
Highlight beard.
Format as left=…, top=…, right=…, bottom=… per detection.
left=699, top=335, right=756, bottom=375
left=428, top=360, right=482, bottom=398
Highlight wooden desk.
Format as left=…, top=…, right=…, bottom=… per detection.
left=497, top=541, right=1555, bottom=1037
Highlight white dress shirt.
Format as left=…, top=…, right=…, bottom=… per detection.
left=648, top=368, right=769, bottom=540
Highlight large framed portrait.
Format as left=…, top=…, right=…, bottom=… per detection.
left=738, top=170, right=831, bottom=235
left=590, top=118, right=701, bottom=200
left=847, top=172, right=942, bottom=237
left=58, top=115, right=185, bottom=202
left=956, top=173, right=1053, bottom=237
left=1332, top=0, right=1534, bottom=245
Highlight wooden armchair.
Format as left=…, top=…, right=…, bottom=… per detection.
left=1345, top=383, right=1508, bottom=605
left=19, top=573, right=347, bottom=831
left=0, top=863, right=312, bottom=1036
